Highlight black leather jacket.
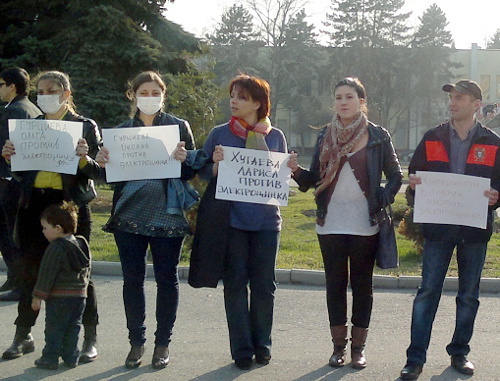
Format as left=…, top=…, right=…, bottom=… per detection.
left=294, top=122, right=403, bottom=225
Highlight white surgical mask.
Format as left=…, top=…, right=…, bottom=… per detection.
left=136, top=96, right=162, bottom=115
left=37, top=94, right=65, bottom=115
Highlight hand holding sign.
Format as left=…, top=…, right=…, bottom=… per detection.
left=172, top=141, right=187, bottom=163
left=2, top=140, right=15, bottom=162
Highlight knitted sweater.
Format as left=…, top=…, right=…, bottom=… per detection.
left=33, top=235, right=91, bottom=300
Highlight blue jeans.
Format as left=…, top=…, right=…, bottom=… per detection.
left=114, top=231, right=183, bottom=347
left=406, top=238, right=487, bottom=365
left=42, top=297, right=85, bottom=365
left=223, top=228, right=279, bottom=360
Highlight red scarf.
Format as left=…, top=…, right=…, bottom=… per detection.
left=229, top=116, right=272, bottom=150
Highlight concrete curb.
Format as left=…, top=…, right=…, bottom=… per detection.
left=2, top=259, right=499, bottom=293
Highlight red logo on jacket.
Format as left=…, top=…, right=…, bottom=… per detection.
left=425, top=141, right=449, bottom=162
left=467, top=144, right=497, bottom=167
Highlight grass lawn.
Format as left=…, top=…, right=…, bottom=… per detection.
left=89, top=185, right=500, bottom=278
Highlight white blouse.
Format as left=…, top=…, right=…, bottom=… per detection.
left=315, top=154, right=379, bottom=236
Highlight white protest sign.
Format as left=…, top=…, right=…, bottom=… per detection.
left=413, top=171, right=490, bottom=229
left=9, top=119, right=82, bottom=175
left=101, top=125, right=180, bottom=182
left=216, top=146, right=291, bottom=206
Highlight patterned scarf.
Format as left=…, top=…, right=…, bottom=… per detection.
left=314, top=112, right=368, bottom=196
left=229, top=116, right=272, bottom=151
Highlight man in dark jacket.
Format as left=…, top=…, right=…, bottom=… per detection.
left=400, top=80, right=500, bottom=380
left=0, top=68, right=42, bottom=301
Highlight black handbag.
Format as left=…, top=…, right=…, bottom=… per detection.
left=375, top=202, right=399, bottom=269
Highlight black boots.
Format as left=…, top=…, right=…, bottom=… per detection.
left=2, top=326, right=35, bottom=360
left=152, top=345, right=169, bottom=369
left=350, top=326, right=368, bottom=369
left=79, top=324, right=98, bottom=363
left=125, top=345, right=145, bottom=369
left=329, top=325, right=348, bottom=367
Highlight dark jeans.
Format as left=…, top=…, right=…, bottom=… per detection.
left=0, top=179, right=22, bottom=283
left=114, top=230, right=183, bottom=347
left=222, top=228, right=279, bottom=360
left=318, top=233, right=378, bottom=328
left=406, top=239, right=487, bottom=366
left=13, top=189, right=98, bottom=328
left=41, top=297, right=85, bottom=365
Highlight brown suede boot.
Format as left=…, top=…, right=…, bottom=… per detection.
left=350, top=326, right=368, bottom=369
left=328, top=325, right=348, bottom=367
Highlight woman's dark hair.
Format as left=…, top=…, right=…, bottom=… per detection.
left=229, top=74, right=271, bottom=121
left=0, top=67, right=30, bottom=96
left=333, top=77, right=368, bottom=114
left=35, top=71, right=76, bottom=112
left=40, top=201, right=78, bottom=234
left=126, top=71, right=166, bottom=116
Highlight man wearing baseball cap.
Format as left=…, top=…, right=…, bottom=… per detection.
left=400, top=79, right=500, bottom=379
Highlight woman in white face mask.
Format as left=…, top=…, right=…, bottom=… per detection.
left=95, top=71, right=206, bottom=370
left=0, top=70, right=102, bottom=366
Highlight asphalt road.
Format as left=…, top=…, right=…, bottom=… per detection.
left=0, top=274, right=499, bottom=381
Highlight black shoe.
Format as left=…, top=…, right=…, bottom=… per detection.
left=79, top=342, right=97, bottom=363
left=125, top=345, right=145, bottom=369
left=79, top=324, right=97, bottom=363
left=256, top=354, right=271, bottom=365
left=0, top=290, right=21, bottom=302
left=235, top=357, right=252, bottom=370
left=451, top=355, right=474, bottom=375
left=400, top=363, right=423, bottom=380
left=2, top=333, right=35, bottom=360
left=152, top=345, right=169, bottom=369
left=63, top=361, right=78, bottom=368
left=34, top=357, right=58, bottom=370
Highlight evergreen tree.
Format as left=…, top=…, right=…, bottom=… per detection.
left=410, top=4, right=458, bottom=132
left=164, top=70, right=223, bottom=145
left=323, top=0, right=411, bottom=48
left=205, top=4, right=263, bottom=88
left=487, top=29, right=500, bottom=49
left=322, top=0, right=412, bottom=129
left=413, top=3, right=453, bottom=48
left=280, top=9, right=326, bottom=147
left=0, top=0, right=214, bottom=136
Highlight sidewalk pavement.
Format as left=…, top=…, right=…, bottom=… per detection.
left=0, top=268, right=499, bottom=381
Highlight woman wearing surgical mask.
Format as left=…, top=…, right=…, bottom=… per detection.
left=95, top=71, right=205, bottom=370
left=1, top=71, right=102, bottom=365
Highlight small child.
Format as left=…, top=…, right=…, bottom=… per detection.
left=32, top=201, right=91, bottom=370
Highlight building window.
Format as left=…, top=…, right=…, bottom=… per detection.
left=497, top=76, right=500, bottom=100
left=480, top=75, right=490, bottom=100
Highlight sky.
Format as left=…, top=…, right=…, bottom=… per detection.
left=164, top=0, right=500, bottom=49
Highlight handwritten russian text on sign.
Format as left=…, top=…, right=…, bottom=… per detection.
left=101, top=125, right=180, bottom=182
left=413, top=171, right=490, bottom=229
left=216, top=146, right=291, bottom=206
left=9, top=119, right=82, bottom=175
